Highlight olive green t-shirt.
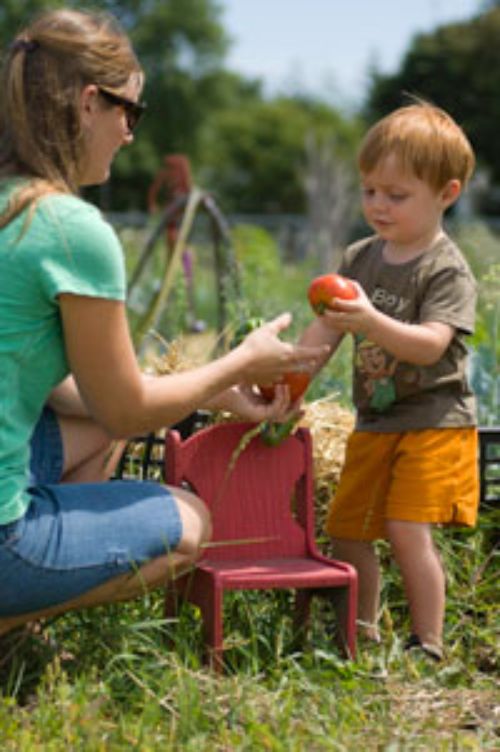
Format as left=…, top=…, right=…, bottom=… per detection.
left=338, top=233, right=477, bottom=432
left=0, top=186, right=126, bottom=524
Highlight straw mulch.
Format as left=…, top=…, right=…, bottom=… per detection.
left=299, top=396, right=354, bottom=537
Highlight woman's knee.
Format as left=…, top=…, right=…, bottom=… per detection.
left=172, top=486, right=212, bottom=556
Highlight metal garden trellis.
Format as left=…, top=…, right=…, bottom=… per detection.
left=117, top=186, right=243, bottom=480
left=128, top=187, right=242, bottom=352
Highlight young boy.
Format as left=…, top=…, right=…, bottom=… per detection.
left=300, top=101, right=479, bottom=660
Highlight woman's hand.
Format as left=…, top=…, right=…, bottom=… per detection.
left=235, top=313, right=330, bottom=384
left=211, top=383, right=303, bottom=424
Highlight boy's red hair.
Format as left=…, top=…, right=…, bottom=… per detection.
left=358, top=100, right=475, bottom=190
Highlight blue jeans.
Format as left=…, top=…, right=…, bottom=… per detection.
left=0, top=408, right=182, bottom=616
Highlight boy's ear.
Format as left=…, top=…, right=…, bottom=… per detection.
left=441, top=179, right=462, bottom=208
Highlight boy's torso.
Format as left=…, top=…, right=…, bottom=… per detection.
left=339, top=233, right=477, bottom=432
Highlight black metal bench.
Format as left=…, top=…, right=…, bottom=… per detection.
left=478, top=426, right=500, bottom=510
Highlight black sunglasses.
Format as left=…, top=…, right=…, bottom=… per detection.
left=98, top=87, right=146, bottom=132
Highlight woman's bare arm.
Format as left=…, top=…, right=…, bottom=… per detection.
left=59, top=295, right=329, bottom=438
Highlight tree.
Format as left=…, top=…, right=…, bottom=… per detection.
left=0, top=0, right=53, bottom=48
left=103, top=0, right=234, bottom=209
left=304, top=134, right=358, bottom=272
left=365, top=7, right=500, bottom=185
left=2, top=2, right=363, bottom=215
left=1, top=0, right=235, bottom=210
left=198, top=95, right=362, bottom=214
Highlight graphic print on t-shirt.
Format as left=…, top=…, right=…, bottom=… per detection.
left=355, top=336, right=398, bottom=412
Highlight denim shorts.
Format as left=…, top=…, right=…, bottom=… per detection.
left=0, top=408, right=182, bottom=617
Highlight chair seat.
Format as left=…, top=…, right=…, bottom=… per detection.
left=196, top=556, right=352, bottom=588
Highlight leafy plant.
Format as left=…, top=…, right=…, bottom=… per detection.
left=450, top=220, right=500, bottom=424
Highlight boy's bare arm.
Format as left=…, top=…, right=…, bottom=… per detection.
left=321, top=284, right=454, bottom=366
left=361, top=314, right=452, bottom=365
left=298, top=318, right=342, bottom=378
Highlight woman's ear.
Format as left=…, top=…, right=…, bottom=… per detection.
left=79, top=84, right=100, bottom=128
left=441, top=179, right=462, bottom=209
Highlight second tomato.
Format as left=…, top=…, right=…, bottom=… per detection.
left=258, top=371, right=311, bottom=403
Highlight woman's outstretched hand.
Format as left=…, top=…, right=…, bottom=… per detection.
left=235, top=313, right=330, bottom=385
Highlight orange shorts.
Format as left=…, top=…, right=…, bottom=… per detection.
left=324, top=427, right=479, bottom=541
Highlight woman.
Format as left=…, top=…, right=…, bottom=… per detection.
left=0, top=8, right=325, bottom=634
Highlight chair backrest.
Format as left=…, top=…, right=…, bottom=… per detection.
left=165, top=422, right=315, bottom=561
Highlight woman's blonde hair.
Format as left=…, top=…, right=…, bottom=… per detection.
left=0, top=8, right=142, bottom=225
left=358, top=100, right=475, bottom=191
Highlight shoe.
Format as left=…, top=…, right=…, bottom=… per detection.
left=404, top=633, right=443, bottom=662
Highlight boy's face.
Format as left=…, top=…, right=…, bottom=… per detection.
left=360, top=153, right=458, bottom=252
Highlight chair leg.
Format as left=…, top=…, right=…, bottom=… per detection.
left=163, top=572, right=194, bottom=649
left=164, top=573, right=191, bottom=620
left=196, top=583, right=224, bottom=673
left=292, top=589, right=313, bottom=649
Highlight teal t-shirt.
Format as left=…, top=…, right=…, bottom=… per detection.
left=0, top=186, right=126, bottom=524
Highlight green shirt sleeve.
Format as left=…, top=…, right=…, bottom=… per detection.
left=35, top=194, right=126, bottom=302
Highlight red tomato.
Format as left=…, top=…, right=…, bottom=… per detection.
left=307, top=273, right=357, bottom=314
left=258, top=370, right=311, bottom=403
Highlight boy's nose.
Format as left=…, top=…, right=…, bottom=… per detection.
left=370, top=192, right=389, bottom=212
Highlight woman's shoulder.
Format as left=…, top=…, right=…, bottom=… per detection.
left=38, top=192, right=102, bottom=223
left=37, top=193, right=117, bottom=246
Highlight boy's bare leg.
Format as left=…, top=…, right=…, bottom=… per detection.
left=386, top=519, right=445, bottom=650
left=331, top=537, right=381, bottom=641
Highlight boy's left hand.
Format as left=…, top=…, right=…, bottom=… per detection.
left=321, top=282, right=377, bottom=335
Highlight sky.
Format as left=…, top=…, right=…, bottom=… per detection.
left=219, top=0, right=482, bottom=107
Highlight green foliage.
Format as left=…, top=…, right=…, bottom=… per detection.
left=232, top=225, right=280, bottom=318
left=226, top=223, right=321, bottom=355
left=365, top=7, right=500, bottom=185
left=199, top=97, right=362, bottom=213
left=449, top=220, right=500, bottom=424
left=0, top=0, right=53, bottom=48
left=109, top=0, right=234, bottom=209
left=1, top=2, right=362, bottom=214
left=0, top=0, right=237, bottom=211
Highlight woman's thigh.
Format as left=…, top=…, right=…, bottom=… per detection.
left=30, top=405, right=119, bottom=483
left=0, top=479, right=183, bottom=616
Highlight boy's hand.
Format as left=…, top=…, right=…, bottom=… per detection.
left=321, top=282, right=378, bottom=335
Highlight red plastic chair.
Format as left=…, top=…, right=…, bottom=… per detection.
left=164, top=422, right=357, bottom=670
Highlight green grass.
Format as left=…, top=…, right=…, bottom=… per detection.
left=1, top=519, right=497, bottom=750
